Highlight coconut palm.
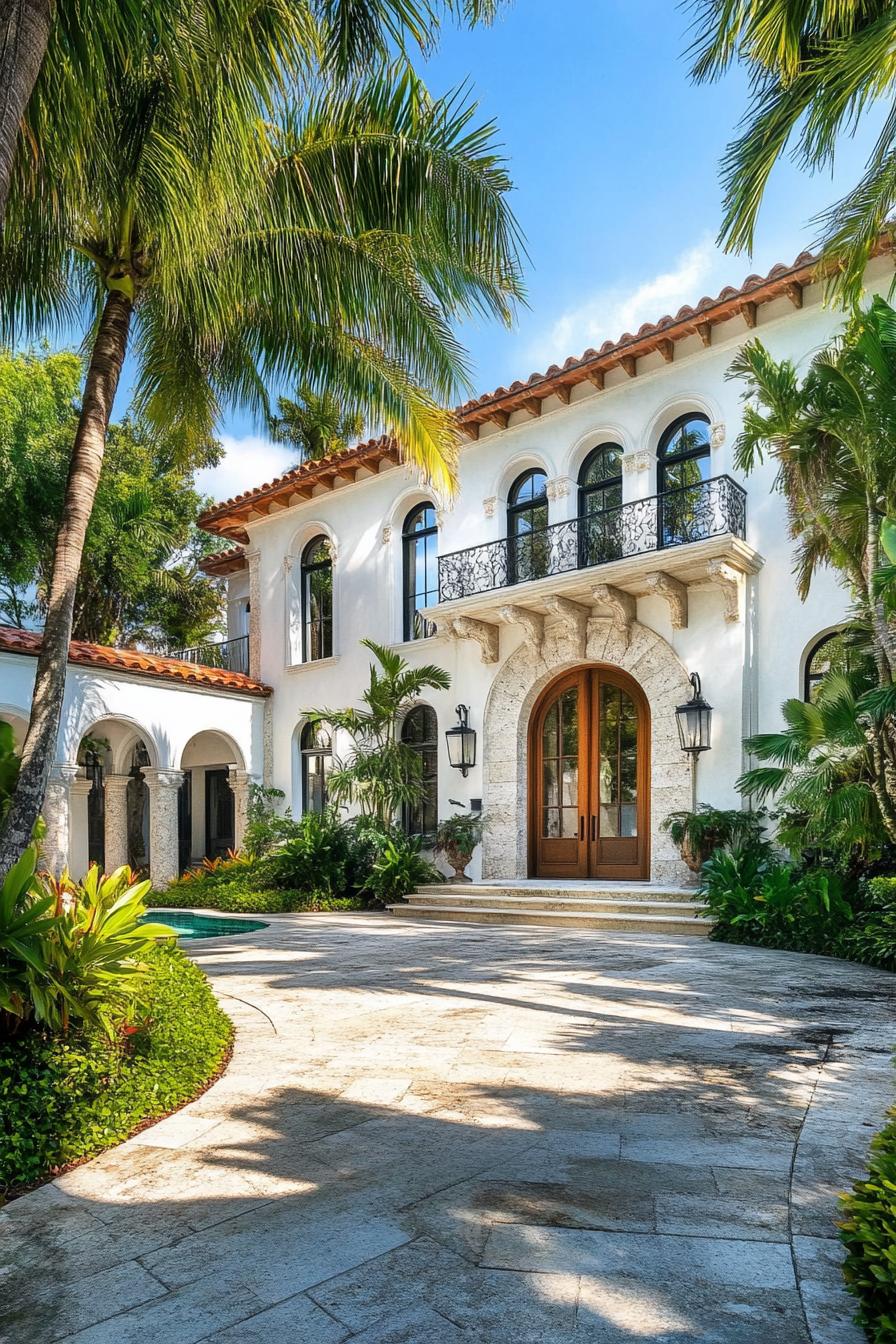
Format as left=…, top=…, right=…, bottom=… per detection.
left=0, top=0, right=502, bottom=232
left=729, top=297, right=896, bottom=833
left=270, top=384, right=365, bottom=463
left=689, top=0, right=896, bottom=300
left=0, top=24, right=523, bottom=874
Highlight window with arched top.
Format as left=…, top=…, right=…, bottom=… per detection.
left=804, top=630, right=852, bottom=702
left=301, top=536, right=333, bottom=661
left=301, top=722, right=332, bottom=814
left=507, top=469, right=549, bottom=584
left=657, top=413, right=711, bottom=547
left=401, top=705, right=438, bottom=839
left=577, top=444, right=623, bottom=568
left=402, top=503, right=438, bottom=641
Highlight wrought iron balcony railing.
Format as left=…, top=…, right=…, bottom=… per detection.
left=437, top=475, right=747, bottom=603
left=169, top=634, right=250, bottom=675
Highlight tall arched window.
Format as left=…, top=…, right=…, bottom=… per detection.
left=301, top=722, right=332, bottom=813
left=507, top=469, right=548, bottom=584
left=577, top=443, right=623, bottom=567
left=402, top=503, right=438, bottom=641
left=657, top=413, right=711, bottom=547
left=401, top=705, right=438, bottom=839
left=301, top=536, right=333, bottom=661
left=804, top=630, right=852, bottom=702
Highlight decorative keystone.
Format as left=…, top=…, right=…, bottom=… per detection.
left=451, top=616, right=500, bottom=664
left=644, top=571, right=688, bottom=629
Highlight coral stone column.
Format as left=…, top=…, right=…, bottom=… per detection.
left=228, top=767, right=251, bottom=852
left=40, top=764, right=80, bottom=875
left=247, top=547, right=261, bottom=678
left=103, top=774, right=131, bottom=873
left=142, top=767, right=184, bottom=889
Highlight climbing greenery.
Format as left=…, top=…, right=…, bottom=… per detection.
left=0, top=943, right=231, bottom=1193
left=842, top=1095, right=896, bottom=1343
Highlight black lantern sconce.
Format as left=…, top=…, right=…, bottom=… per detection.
left=445, top=704, right=476, bottom=776
left=675, top=673, right=713, bottom=756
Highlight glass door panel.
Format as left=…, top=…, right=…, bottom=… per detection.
left=535, top=677, right=587, bottom=877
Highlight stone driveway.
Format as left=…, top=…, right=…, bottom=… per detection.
left=3, top=914, right=895, bottom=1343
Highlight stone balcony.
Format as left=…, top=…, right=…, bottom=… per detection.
left=429, top=476, right=763, bottom=659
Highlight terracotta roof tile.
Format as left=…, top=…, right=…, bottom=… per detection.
left=199, top=546, right=249, bottom=577
left=0, top=627, right=271, bottom=697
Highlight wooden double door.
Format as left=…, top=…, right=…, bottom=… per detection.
left=529, top=667, right=649, bottom=880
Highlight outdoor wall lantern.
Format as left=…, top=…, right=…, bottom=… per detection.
left=445, top=704, right=476, bottom=776
left=675, top=672, right=713, bottom=756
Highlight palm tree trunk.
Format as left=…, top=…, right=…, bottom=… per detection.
left=866, top=500, right=896, bottom=678
left=0, top=288, right=133, bottom=877
left=0, top=0, right=52, bottom=228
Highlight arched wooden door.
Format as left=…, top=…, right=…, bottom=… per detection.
left=529, top=667, right=650, bottom=880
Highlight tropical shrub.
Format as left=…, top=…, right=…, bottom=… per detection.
left=242, top=783, right=295, bottom=859
left=273, top=810, right=352, bottom=897
left=151, top=869, right=363, bottom=914
left=0, top=942, right=231, bottom=1193
left=0, top=721, right=19, bottom=823
left=0, top=852, right=172, bottom=1039
left=841, top=1103, right=896, bottom=1344
left=661, top=805, right=767, bottom=873
left=840, top=878, right=896, bottom=974
left=312, top=641, right=450, bottom=826
left=361, top=834, right=440, bottom=906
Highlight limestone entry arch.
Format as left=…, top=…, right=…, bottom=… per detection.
left=481, top=616, right=693, bottom=883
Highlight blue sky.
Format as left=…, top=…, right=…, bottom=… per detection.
left=189, top=0, right=885, bottom=502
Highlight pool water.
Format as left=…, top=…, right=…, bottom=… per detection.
left=141, top=910, right=268, bottom=941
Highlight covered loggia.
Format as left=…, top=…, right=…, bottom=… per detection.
left=177, top=730, right=250, bottom=871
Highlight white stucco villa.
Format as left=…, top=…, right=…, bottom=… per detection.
left=1, top=245, right=882, bottom=902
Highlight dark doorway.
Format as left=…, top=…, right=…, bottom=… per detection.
left=85, top=751, right=105, bottom=870
left=205, top=768, right=235, bottom=858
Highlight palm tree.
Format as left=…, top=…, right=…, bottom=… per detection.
left=311, top=639, right=451, bottom=826
left=729, top=297, right=896, bottom=834
left=0, top=0, right=502, bottom=232
left=0, top=30, right=523, bottom=874
left=270, top=384, right=365, bottom=463
left=688, top=0, right=896, bottom=301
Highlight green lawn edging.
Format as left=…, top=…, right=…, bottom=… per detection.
left=0, top=943, right=232, bottom=1195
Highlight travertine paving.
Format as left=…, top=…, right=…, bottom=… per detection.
left=3, top=914, right=895, bottom=1343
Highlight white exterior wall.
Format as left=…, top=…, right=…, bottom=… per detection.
left=3, top=253, right=885, bottom=883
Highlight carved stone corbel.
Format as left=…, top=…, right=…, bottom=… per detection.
left=644, top=571, right=688, bottom=629
left=592, top=583, right=636, bottom=645
left=451, top=615, right=500, bottom=664
left=498, top=604, right=544, bottom=650
left=544, top=594, right=590, bottom=657
left=707, top=559, right=741, bottom=623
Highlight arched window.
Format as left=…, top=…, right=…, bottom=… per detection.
left=577, top=444, right=623, bottom=568
left=301, top=722, right=332, bottom=814
left=507, top=469, right=549, bottom=584
left=402, top=503, right=438, bottom=641
left=657, top=413, right=711, bottom=547
left=804, top=630, right=852, bottom=702
left=301, top=536, right=333, bottom=661
left=401, top=705, right=438, bottom=839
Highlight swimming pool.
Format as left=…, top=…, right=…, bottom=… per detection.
left=140, top=910, right=268, bottom=941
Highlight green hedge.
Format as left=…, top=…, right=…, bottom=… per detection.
left=150, top=874, right=365, bottom=914
left=0, top=943, right=232, bottom=1194
left=841, top=1102, right=896, bottom=1342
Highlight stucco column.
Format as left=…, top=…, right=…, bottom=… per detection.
left=40, top=764, right=80, bottom=876
left=143, top=767, right=184, bottom=889
left=228, top=767, right=251, bottom=851
left=103, top=774, right=131, bottom=873
left=247, top=547, right=261, bottom=678
left=68, top=776, right=94, bottom=879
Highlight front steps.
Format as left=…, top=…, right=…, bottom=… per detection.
left=387, top=881, right=710, bottom=935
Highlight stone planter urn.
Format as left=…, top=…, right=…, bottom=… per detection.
left=443, top=845, right=474, bottom=883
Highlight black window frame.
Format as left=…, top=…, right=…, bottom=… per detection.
left=402, top=502, right=438, bottom=641
left=301, top=721, right=332, bottom=814
left=657, top=413, right=712, bottom=548
left=803, top=630, right=852, bottom=703
left=506, top=468, right=549, bottom=585
left=577, top=443, right=624, bottom=567
left=401, top=704, right=438, bottom=841
left=301, top=535, right=333, bottom=662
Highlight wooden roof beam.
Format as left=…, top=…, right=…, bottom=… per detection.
left=785, top=281, right=803, bottom=309
left=658, top=339, right=674, bottom=363
left=518, top=396, right=542, bottom=417
left=485, top=408, right=510, bottom=429
left=553, top=384, right=572, bottom=405
left=742, top=300, right=758, bottom=329
left=619, top=354, right=637, bottom=378
left=584, top=367, right=605, bottom=390
left=696, top=321, right=712, bottom=348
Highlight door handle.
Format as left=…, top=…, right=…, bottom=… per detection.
left=591, top=815, right=597, bottom=841
left=579, top=815, right=585, bottom=841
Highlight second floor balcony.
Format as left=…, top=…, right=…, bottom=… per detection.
left=438, top=476, right=747, bottom=603
left=169, top=633, right=249, bottom=676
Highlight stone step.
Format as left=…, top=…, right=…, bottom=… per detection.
left=387, top=901, right=711, bottom=934
left=409, top=891, right=705, bottom=917
left=417, top=883, right=699, bottom=907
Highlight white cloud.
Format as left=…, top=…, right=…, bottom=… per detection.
left=195, top=433, right=296, bottom=504
left=527, top=237, right=726, bottom=369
